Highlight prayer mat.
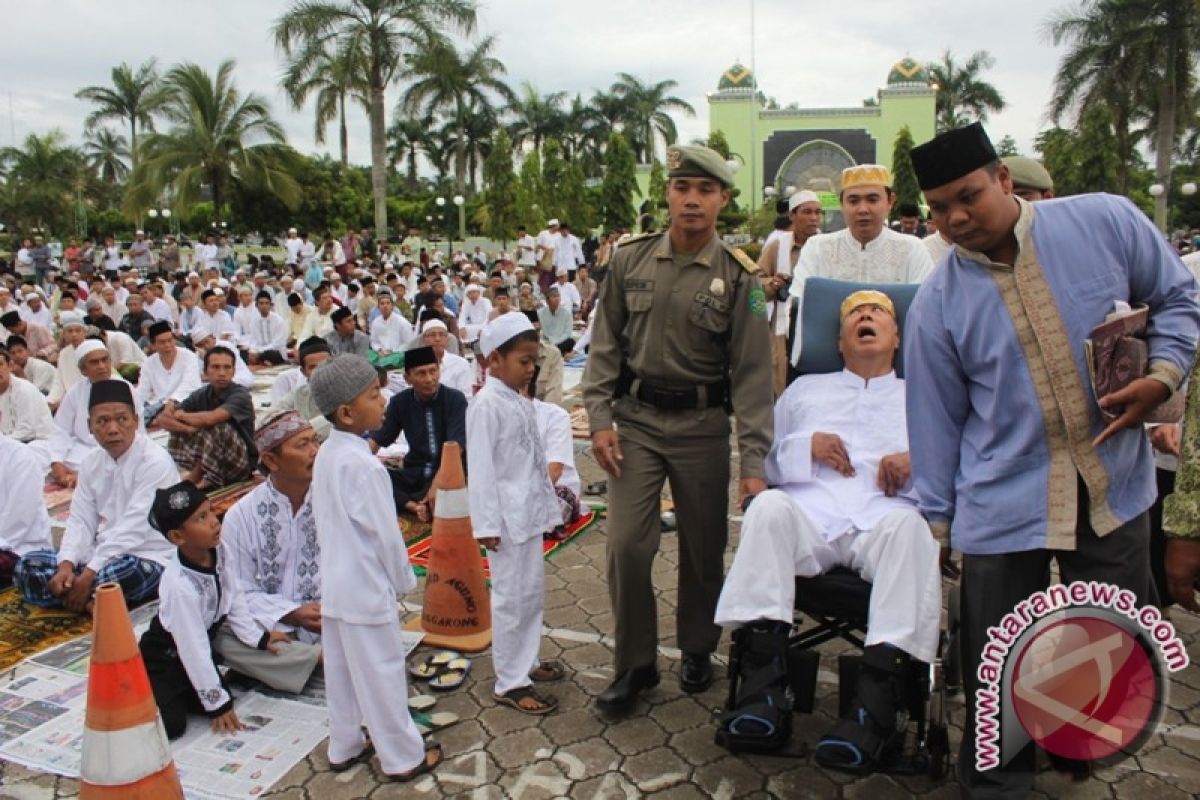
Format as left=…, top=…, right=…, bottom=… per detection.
left=407, top=509, right=599, bottom=580
left=43, top=482, right=74, bottom=523
left=570, top=405, right=590, bottom=439
left=0, top=588, right=92, bottom=671
left=399, top=515, right=433, bottom=545
left=207, top=477, right=263, bottom=519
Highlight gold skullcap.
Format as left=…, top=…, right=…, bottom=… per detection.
left=841, top=164, right=893, bottom=191
left=840, top=290, right=895, bottom=321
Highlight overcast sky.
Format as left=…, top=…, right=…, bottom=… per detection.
left=1, top=0, right=1070, bottom=170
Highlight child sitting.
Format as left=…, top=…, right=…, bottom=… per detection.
left=139, top=481, right=321, bottom=740
left=468, top=313, right=566, bottom=715
left=308, top=354, right=442, bottom=780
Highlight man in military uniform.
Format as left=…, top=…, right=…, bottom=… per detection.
left=1002, top=155, right=1056, bottom=202
left=583, top=144, right=774, bottom=712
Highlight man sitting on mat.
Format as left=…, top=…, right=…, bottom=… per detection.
left=713, top=290, right=941, bottom=768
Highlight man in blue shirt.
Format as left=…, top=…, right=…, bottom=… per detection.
left=906, top=123, right=1199, bottom=796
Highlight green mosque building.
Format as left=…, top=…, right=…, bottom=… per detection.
left=707, top=58, right=937, bottom=213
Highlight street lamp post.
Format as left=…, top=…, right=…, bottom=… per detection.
left=453, top=194, right=465, bottom=246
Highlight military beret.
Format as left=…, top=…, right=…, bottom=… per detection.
left=1002, top=156, right=1054, bottom=191
left=666, top=145, right=734, bottom=188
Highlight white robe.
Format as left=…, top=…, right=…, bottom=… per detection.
left=48, top=343, right=83, bottom=405
left=240, top=311, right=288, bottom=354
left=713, top=370, right=941, bottom=663
left=456, top=296, right=493, bottom=343
left=191, top=308, right=236, bottom=344
left=0, top=376, right=53, bottom=443
left=369, top=311, right=415, bottom=353
left=269, top=368, right=306, bottom=404
left=534, top=399, right=579, bottom=497
left=221, top=480, right=321, bottom=642
left=48, top=377, right=140, bottom=469
left=137, top=348, right=202, bottom=406
left=104, top=330, right=147, bottom=366
left=20, top=357, right=55, bottom=394
left=0, top=435, right=52, bottom=555
left=57, top=433, right=178, bottom=573
left=439, top=352, right=474, bottom=398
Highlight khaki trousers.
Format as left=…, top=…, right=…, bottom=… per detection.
left=770, top=335, right=789, bottom=396
left=606, top=397, right=731, bottom=672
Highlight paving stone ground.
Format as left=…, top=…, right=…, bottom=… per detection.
left=1, top=443, right=1197, bottom=798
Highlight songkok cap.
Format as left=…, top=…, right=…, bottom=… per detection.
left=254, top=409, right=311, bottom=454
left=60, top=311, right=86, bottom=329
left=75, top=339, right=108, bottom=365
left=255, top=290, right=273, bottom=302
left=910, top=122, right=998, bottom=191
left=420, top=318, right=448, bottom=335
left=148, top=480, right=207, bottom=535
left=547, top=218, right=560, bottom=228
left=309, top=354, right=378, bottom=417
left=298, top=336, right=330, bottom=361
left=0, top=311, right=18, bottom=328
left=493, top=286, right=510, bottom=298
left=200, top=289, right=216, bottom=301
left=1002, top=156, right=1054, bottom=191
left=666, top=144, right=735, bottom=188
left=331, top=306, right=353, bottom=325
left=788, top=190, right=821, bottom=211
left=88, top=378, right=133, bottom=409
left=840, top=289, right=896, bottom=321
left=841, top=164, right=892, bottom=191
left=147, top=320, right=173, bottom=340
left=480, top=311, right=535, bottom=358
left=403, top=345, right=438, bottom=372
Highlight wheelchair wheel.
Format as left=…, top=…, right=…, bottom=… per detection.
left=927, top=723, right=950, bottom=779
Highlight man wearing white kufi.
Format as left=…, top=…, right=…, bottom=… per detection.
left=715, top=290, right=940, bottom=769
left=456, top=283, right=492, bottom=345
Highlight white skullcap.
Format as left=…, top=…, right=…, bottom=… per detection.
left=480, top=311, right=534, bottom=358
left=292, top=278, right=306, bottom=291
left=788, top=190, right=821, bottom=211
left=466, top=284, right=482, bottom=295
left=547, top=218, right=560, bottom=227
left=420, top=318, right=448, bottom=335
left=60, top=311, right=86, bottom=329
left=74, top=339, right=108, bottom=365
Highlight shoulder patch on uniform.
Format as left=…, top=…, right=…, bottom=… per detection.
left=618, top=231, right=663, bottom=248
left=725, top=243, right=760, bottom=274
left=748, top=285, right=767, bottom=317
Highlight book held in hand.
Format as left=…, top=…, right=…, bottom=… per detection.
left=1084, top=303, right=1184, bottom=424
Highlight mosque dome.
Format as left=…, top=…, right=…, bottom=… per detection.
left=717, top=63, right=754, bottom=91
left=887, top=57, right=930, bottom=86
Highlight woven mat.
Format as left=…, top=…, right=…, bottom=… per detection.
left=0, top=588, right=92, bottom=672
left=406, top=509, right=599, bottom=580
left=44, top=478, right=259, bottom=524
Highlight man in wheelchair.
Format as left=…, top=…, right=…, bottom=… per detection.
left=714, top=289, right=941, bottom=770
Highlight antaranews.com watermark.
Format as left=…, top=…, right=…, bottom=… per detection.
left=975, top=580, right=1189, bottom=771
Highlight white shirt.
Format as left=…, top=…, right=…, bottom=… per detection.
left=232, top=303, right=258, bottom=338
left=555, top=281, right=582, bottom=314
left=536, top=230, right=556, bottom=264
left=466, top=376, right=560, bottom=544
left=0, top=376, right=53, bottom=442
left=439, top=352, right=474, bottom=398
left=299, top=309, right=334, bottom=342
left=554, top=233, right=584, bottom=275
left=241, top=310, right=288, bottom=353
left=221, top=479, right=321, bottom=641
left=19, top=356, right=55, bottom=394
left=765, top=370, right=916, bottom=541
left=137, top=348, right=202, bottom=405
left=103, top=330, right=146, bottom=366
left=58, top=433, right=178, bottom=572
left=269, top=367, right=307, bottom=404
left=157, top=547, right=265, bottom=713
left=102, top=245, right=122, bottom=272
left=0, top=435, right=52, bottom=555
left=195, top=242, right=219, bottom=270
left=285, top=236, right=303, bottom=265
left=795, top=226, right=934, bottom=285
left=456, top=296, right=493, bottom=341
left=313, top=429, right=416, bottom=624
left=370, top=310, right=415, bottom=353
left=924, top=233, right=952, bottom=264
left=144, top=297, right=173, bottom=323
left=48, top=344, right=84, bottom=405
left=534, top=399, right=580, bottom=497
left=191, top=307, right=237, bottom=344
left=19, top=303, right=52, bottom=329
left=517, top=234, right=537, bottom=267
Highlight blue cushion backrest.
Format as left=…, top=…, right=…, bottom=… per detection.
left=792, top=277, right=920, bottom=378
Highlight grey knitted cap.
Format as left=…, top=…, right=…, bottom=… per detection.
left=309, top=354, right=378, bottom=416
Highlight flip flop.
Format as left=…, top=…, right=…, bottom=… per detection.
left=407, top=694, right=437, bottom=712
left=411, top=710, right=460, bottom=736
left=530, top=660, right=566, bottom=683
left=428, top=657, right=472, bottom=690
left=584, top=480, right=607, bottom=495
left=329, top=738, right=375, bottom=772
left=408, top=650, right=462, bottom=680
left=385, top=741, right=443, bottom=782
left=494, top=685, right=559, bottom=715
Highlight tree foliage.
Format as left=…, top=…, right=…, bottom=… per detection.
left=540, top=139, right=566, bottom=221
left=482, top=129, right=518, bottom=243
left=600, top=132, right=638, bottom=230
left=891, top=126, right=921, bottom=217
left=928, top=50, right=1006, bottom=132
left=517, top=149, right=544, bottom=227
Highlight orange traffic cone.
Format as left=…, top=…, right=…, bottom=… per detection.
left=81, top=584, right=184, bottom=800
left=404, top=441, right=492, bottom=652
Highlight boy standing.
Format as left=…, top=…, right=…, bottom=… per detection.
left=308, top=354, right=442, bottom=780
left=139, top=482, right=320, bottom=740
left=468, top=313, right=564, bottom=714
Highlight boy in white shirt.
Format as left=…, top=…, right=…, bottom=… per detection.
left=139, top=482, right=320, bottom=739
left=308, top=354, right=442, bottom=780
left=468, top=313, right=564, bottom=714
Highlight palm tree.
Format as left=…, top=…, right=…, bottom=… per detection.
left=274, top=0, right=477, bottom=239
left=282, top=41, right=368, bottom=166
left=508, top=83, right=566, bottom=154
left=387, top=115, right=428, bottom=192
left=1044, top=0, right=1197, bottom=230
left=75, top=59, right=166, bottom=170
left=928, top=50, right=1007, bottom=132
left=609, top=73, right=695, bottom=163
left=125, top=60, right=300, bottom=223
left=399, top=33, right=515, bottom=193
left=82, top=127, right=131, bottom=184
left=0, top=130, right=89, bottom=233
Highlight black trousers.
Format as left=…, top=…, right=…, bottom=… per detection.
left=957, top=481, right=1153, bottom=799
left=1148, top=468, right=1176, bottom=609
left=387, top=466, right=432, bottom=514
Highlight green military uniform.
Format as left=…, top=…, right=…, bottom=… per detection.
left=583, top=147, right=774, bottom=674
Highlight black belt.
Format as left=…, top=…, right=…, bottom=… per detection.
left=632, top=378, right=726, bottom=412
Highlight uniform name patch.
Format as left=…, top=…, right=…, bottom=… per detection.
left=626, top=278, right=655, bottom=291
left=693, top=292, right=730, bottom=313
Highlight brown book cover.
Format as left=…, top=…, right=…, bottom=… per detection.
left=1085, top=305, right=1184, bottom=423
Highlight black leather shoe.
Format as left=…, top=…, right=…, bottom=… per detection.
left=596, top=664, right=660, bottom=711
left=681, top=652, right=714, bottom=693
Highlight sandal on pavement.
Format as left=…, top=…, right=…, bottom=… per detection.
left=329, top=739, right=374, bottom=772
left=408, top=650, right=462, bottom=680
left=494, top=685, right=559, bottom=715
left=530, top=660, right=566, bottom=683
left=428, top=657, right=472, bottom=691
left=385, top=741, right=443, bottom=782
